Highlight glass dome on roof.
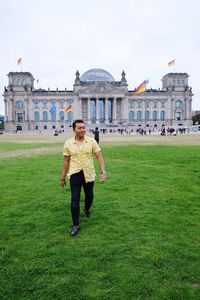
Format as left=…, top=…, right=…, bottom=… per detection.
left=80, top=68, right=115, bottom=82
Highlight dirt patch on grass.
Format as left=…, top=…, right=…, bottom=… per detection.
left=0, top=132, right=199, bottom=159
left=0, top=146, right=62, bottom=159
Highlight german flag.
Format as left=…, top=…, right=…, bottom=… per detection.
left=133, top=80, right=149, bottom=96
left=65, top=105, right=72, bottom=113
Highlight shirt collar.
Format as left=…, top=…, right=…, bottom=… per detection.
left=73, top=135, right=89, bottom=144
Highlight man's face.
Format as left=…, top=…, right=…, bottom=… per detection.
left=74, top=122, right=86, bottom=138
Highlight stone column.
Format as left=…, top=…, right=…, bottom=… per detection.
left=96, top=98, right=99, bottom=124
left=48, top=101, right=51, bottom=122
left=186, top=98, right=191, bottom=120
left=113, top=97, right=117, bottom=124
left=185, top=98, right=188, bottom=120
left=24, top=97, right=28, bottom=122
left=4, top=99, right=8, bottom=121
left=87, top=98, right=91, bottom=124
left=80, top=98, right=83, bottom=119
left=170, top=97, right=174, bottom=126
left=9, top=97, right=14, bottom=122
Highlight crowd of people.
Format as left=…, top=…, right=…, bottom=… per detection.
left=89, top=125, right=191, bottom=136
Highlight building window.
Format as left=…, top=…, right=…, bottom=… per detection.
left=17, top=113, right=23, bottom=122
left=137, top=101, right=142, bottom=108
left=35, top=102, right=39, bottom=109
left=137, top=111, right=142, bottom=122
left=16, top=125, right=22, bottom=131
left=51, top=111, right=56, bottom=122
left=129, top=111, right=134, bottom=122
left=16, top=101, right=24, bottom=109
left=43, top=101, right=47, bottom=109
left=153, top=101, right=157, bottom=108
left=43, top=111, right=48, bottom=122
left=44, top=126, right=47, bottom=130
left=35, top=111, right=40, bottom=122
left=145, top=101, right=149, bottom=108
left=51, top=101, right=56, bottom=107
left=60, top=111, right=64, bottom=122
left=128, top=100, right=134, bottom=108
left=175, top=100, right=182, bottom=108
left=67, top=111, right=73, bottom=123
left=160, top=111, right=165, bottom=121
left=60, top=101, right=64, bottom=109
left=152, top=111, right=157, bottom=121
left=176, top=112, right=181, bottom=121
left=160, top=101, right=165, bottom=108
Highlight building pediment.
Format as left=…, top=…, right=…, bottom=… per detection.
left=78, top=82, right=124, bottom=95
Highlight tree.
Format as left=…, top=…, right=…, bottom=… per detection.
left=192, top=113, right=200, bottom=125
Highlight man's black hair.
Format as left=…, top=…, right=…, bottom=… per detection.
left=72, top=119, right=85, bottom=130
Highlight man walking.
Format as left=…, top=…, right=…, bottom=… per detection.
left=60, top=120, right=106, bottom=237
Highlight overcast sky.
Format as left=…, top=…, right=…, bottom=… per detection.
left=0, top=0, right=200, bottom=115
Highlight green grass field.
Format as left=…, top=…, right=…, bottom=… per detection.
left=0, top=142, right=200, bottom=299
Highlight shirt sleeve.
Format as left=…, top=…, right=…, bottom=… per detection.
left=92, top=139, right=101, bottom=153
left=63, top=142, right=70, bottom=156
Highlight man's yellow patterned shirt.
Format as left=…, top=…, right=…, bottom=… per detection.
left=63, top=135, right=101, bottom=182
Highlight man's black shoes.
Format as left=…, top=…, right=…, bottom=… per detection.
left=70, top=225, right=80, bottom=237
left=84, top=209, right=93, bottom=218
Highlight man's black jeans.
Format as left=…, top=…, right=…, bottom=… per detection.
left=70, top=170, right=94, bottom=226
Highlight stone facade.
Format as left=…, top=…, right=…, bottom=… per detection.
left=3, top=69, right=193, bottom=132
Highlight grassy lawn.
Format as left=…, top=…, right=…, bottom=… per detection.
left=0, top=142, right=63, bottom=152
left=0, top=145, right=200, bottom=299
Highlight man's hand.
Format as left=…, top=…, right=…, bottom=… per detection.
left=100, top=173, right=107, bottom=182
left=60, top=177, right=66, bottom=187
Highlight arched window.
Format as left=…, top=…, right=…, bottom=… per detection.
left=145, top=111, right=149, bottom=121
left=51, top=111, right=56, bottom=122
left=16, top=101, right=24, bottom=109
left=152, top=111, right=157, bottom=121
left=67, top=111, right=73, bottom=123
left=137, top=111, right=142, bottom=122
left=160, top=111, right=165, bottom=121
left=129, top=111, right=134, bottom=122
left=60, top=111, right=64, bottom=122
left=34, top=111, right=40, bottom=122
left=175, top=100, right=182, bottom=108
left=43, top=111, right=48, bottom=122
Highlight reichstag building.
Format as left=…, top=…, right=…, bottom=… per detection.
left=3, top=68, right=193, bottom=132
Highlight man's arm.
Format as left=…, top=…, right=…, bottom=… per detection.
left=60, top=155, right=70, bottom=187
left=95, top=151, right=106, bottom=182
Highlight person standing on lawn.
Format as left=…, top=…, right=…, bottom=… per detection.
left=93, top=127, right=100, bottom=144
left=60, top=119, right=107, bottom=237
